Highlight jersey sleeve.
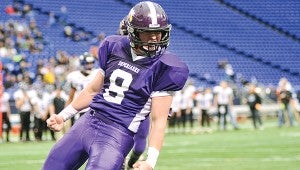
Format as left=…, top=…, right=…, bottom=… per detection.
left=97, top=39, right=110, bottom=71
left=31, top=96, right=39, bottom=105
left=153, top=63, right=189, bottom=92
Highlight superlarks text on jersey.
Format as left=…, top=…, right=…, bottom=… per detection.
left=118, top=61, right=140, bottom=73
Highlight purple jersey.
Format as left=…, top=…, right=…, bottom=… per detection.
left=90, top=35, right=189, bottom=133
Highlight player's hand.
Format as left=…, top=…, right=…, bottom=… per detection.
left=46, top=114, right=64, bottom=132
left=132, top=161, right=153, bottom=170
left=255, top=103, right=262, bottom=110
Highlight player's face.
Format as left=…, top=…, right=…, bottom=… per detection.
left=84, top=62, right=94, bottom=70
left=138, top=31, right=162, bottom=51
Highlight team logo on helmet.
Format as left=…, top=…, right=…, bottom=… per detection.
left=128, top=10, right=134, bottom=22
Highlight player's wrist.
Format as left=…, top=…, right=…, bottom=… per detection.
left=58, top=104, right=78, bottom=122
left=146, top=147, right=160, bottom=169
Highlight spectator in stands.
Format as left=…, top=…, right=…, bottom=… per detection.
left=55, top=51, right=69, bottom=65
left=90, top=32, right=105, bottom=45
left=3, top=73, right=17, bottom=89
left=0, top=40, right=8, bottom=57
left=28, top=19, right=47, bottom=47
left=0, top=23, right=4, bottom=35
left=5, top=5, right=15, bottom=15
left=1, top=87, right=12, bottom=142
left=72, top=30, right=84, bottom=42
left=47, top=12, right=56, bottom=27
left=28, top=38, right=40, bottom=54
left=276, top=78, right=295, bottom=127
left=63, top=25, right=73, bottom=39
left=40, top=60, right=56, bottom=85
left=28, top=19, right=38, bottom=33
left=218, top=59, right=236, bottom=83
left=89, top=45, right=99, bottom=59
left=34, top=31, right=45, bottom=44
left=12, top=58, right=33, bottom=83
left=246, top=83, right=263, bottom=130
left=65, top=54, right=79, bottom=72
left=6, top=44, right=17, bottom=59
left=12, top=1, right=22, bottom=16
left=21, top=4, right=34, bottom=20
left=54, top=61, right=69, bottom=85
left=58, top=5, right=68, bottom=24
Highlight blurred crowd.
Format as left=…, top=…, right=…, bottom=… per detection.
left=0, top=4, right=99, bottom=142
left=0, top=48, right=99, bottom=142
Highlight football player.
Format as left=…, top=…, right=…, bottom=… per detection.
left=118, top=16, right=150, bottom=170
left=44, top=1, right=189, bottom=170
left=65, top=52, right=99, bottom=126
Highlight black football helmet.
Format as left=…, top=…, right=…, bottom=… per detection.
left=127, top=1, right=172, bottom=56
left=79, top=52, right=95, bottom=72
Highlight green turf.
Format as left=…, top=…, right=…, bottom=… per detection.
left=159, top=126, right=300, bottom=170
left=0, top=119, right=299, bottom=170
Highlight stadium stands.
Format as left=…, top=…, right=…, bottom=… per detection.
left=1, top=0, right=299, bottom=90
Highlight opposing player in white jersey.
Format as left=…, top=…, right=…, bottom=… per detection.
left=65, top=52, right=99, bottom=125
left=213, top=80, right=238, bottom=130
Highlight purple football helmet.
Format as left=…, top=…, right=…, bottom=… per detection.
left=127, top=1, right=172, bottom=56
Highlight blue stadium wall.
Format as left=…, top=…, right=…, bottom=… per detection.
left=1, top=0, right=299, bottom=89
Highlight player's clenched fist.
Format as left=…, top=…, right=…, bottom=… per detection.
left=133, top=161, right=153, bottom=170
left=46, top=114, right=64, bottom=132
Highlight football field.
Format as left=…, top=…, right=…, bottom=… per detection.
left=0, top=119, right=300, bottom=170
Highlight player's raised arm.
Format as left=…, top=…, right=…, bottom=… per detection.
left=70, top=69, right=104, bottom=111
